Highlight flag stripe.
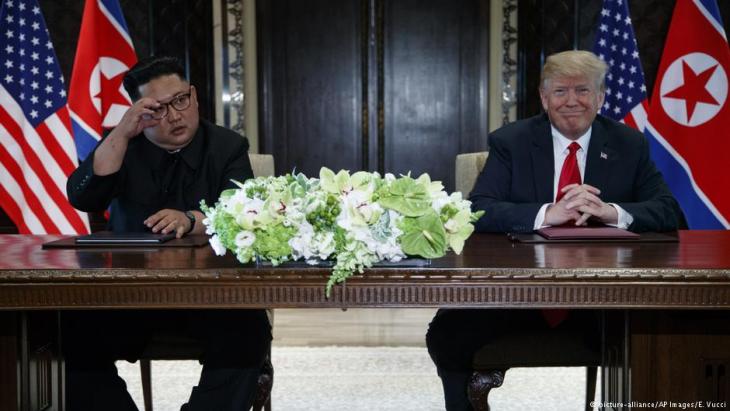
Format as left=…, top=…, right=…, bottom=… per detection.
left=645, top=122, right=729, bottom=228
left=35, top=119, right=76, bottom=176
left=45, top=107, right=80, bottom=171
left=99, top=0, right=135, bottom=49
left=694, top=0, right=727, bottom=40
left=0, top=135, right=59, bottom=233
left=70, top=113, right=103, bottom=155
left=0, top=183, right=32, bottom=233
left=631, top=100, right=649, bottom=131
left=622, top=113, right=638, bottom=129
left=0, top=106, right=85, bottom=233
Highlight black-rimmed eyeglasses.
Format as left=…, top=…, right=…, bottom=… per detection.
left=149, top=88, right=193, bottom=119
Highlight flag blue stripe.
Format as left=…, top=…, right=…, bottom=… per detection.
left=100, top=0, right=130, bottom=33
left=645, top=128, right=725, bottom=229
left=71, top=118, right=99, bottom=161
left=698, top=0, right=723, bottom=26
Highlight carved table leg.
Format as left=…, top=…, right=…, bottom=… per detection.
left=468, top=369, right=505, bottom=411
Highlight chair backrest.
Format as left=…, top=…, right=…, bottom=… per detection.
left=249, top=153, right=275, bottom=177
left=454, top=151, right=488, bottom=197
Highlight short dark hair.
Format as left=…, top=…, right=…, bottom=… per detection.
left=123, top=56, right=186, bottom=101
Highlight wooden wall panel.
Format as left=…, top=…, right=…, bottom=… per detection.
left=258, top=0, right=489, bottom=192
left=258, top=0, right=364, bottom=177
left=383, top=0, right=489, bottom=189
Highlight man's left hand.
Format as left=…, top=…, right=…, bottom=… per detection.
left=144, top=209, right=191, bottom=238
left=561, top=183, right=618, bottom=226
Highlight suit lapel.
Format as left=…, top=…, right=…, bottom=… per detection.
left=584, top=119, right=613, bottom=190
left=530, top=115, right=555, bottom=203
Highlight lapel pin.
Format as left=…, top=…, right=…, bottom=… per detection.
left=600, top=152, right=608, bottom=160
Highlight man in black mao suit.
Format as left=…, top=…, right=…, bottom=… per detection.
left=64, top=56, right=271, bottom=411
left=426, top=50, right=683, bottom=410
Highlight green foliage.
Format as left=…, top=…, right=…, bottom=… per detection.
left=398, top=211, right=448, bottom=259
left=378, top=176, right=431, bottom=217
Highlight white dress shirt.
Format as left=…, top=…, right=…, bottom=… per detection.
left=533, top=125, right=634, bottom=229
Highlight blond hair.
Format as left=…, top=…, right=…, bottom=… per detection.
left=540, top=50, right=608, bottom=91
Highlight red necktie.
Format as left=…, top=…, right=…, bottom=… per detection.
left=555, top=142, right=582, bottom=202
left=543, top=142, right=582, bottom=328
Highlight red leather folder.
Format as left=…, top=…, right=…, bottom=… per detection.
left=536, top=226, right=640, bottom=240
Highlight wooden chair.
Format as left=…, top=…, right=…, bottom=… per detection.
left=467, top=330, right=600, bottom=411
left=139, top=153, right=276, bottom=411
left=454, top=152, right=600, bottom=411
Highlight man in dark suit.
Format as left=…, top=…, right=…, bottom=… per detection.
left=426, top=50, right=682, bottom=410
left=65, top=56, right=271, bottom=411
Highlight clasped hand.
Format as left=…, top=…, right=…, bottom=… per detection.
left=144, top=209, right=191, bottom=239
left=544, top=183, right=618, bottom=227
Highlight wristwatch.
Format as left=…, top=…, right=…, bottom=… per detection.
left=184, top=210, right=196, bottom=234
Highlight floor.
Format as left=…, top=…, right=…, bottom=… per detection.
left=117, top=308, right=600, bottom=410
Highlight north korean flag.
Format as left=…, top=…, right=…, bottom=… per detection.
left=68, top=0, right=137, bottom=161
left=644, top=0, right=730, bottom=229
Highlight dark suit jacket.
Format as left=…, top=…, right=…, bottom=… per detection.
left=67, top=119, right=253, bottom=232
left=470, top=114, right=682, bottom=233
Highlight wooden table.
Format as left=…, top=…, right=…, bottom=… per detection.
left=2, top=232, right=730, bottom=410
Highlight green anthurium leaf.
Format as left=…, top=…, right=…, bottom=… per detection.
left=379, top=176, right=431, bottom=217
left=319, top=167, right=338, bottom=193
left=471, top=210, right=485, bottom=223
left=219, top=188, right=237, bottom=200
left=351, top=171, right=373, bottom=190
left=448, top=223, right=474, bottom=254
left=398, top=212, right=447, bottom=259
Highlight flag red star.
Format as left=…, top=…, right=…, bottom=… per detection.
left=663, top=60, right=719, bottom=122
left=94, top=71, right=129, bottom=128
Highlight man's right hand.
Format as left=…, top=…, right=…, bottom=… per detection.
left=110, top=97, right=163, bottom=140
left=92, top=98, right=162, bottom=176
left=544, top=183, right=602, bottom=226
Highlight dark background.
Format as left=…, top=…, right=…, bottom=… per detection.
left=1, top=0, right=729, bottom=233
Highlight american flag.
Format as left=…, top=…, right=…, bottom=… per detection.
left=0, top=0, right=89, bottom=234
left=592, top=0, right=649, bottom=131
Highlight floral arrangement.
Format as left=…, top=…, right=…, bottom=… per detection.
left=201, top=167, right=483, bottom=295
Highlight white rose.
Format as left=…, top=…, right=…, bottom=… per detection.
left=234, top=231, right=256, bottom=248
left=209, top=235, right=227, bottom=256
